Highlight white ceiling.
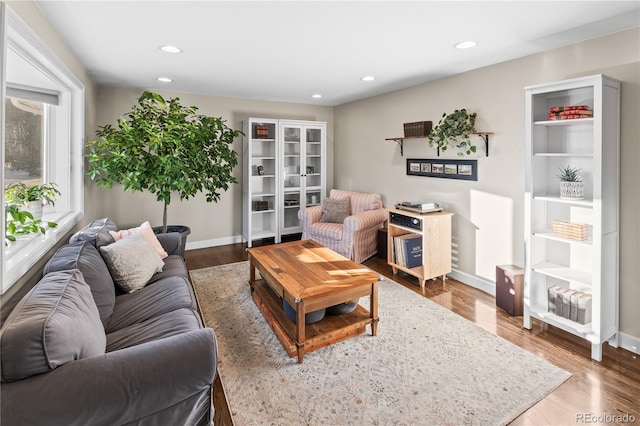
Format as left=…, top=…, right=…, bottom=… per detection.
left=35, top=1, right=640, bottom=107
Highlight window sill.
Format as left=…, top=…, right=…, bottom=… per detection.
left=3, top=210, right=82, bottom=293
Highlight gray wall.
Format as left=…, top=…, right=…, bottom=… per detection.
left=333, top=28, right=639, bottom=343
left=88, top=87, right=334, bottom=245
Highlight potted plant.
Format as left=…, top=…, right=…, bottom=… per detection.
left=4, top=204, right=58, bottom=245
left=427, top=109, right=478, bottom=156
left=4, top=182, right=60, bottom=220
left=557, top=165, right=584, bottom=200
left=86, top=91, right=242, bottom=249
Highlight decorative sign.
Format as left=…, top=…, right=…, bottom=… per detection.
left=406, top=158, right=478, bottom=181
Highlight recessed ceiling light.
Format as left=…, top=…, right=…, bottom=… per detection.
left=454, top=40, right=477, bottom=49
left=361, top=76, right=375, bottom=81
left=160, top=45, right=182, bottom=54
left=157, top=77, right=172, bottom=83
left=311, top=93, right=322, bottom=98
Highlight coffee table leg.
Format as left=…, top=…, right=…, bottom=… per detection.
left=249, top=257, right=256, bottom=284
left=371, top=281, right=379, bottom=336
left=296, top=300, right=305, bottom=364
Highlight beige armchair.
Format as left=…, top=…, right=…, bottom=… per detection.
left=298, top=189, right=387, bottom=263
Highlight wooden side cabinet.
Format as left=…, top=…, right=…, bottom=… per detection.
left=496, top=265, right=524, bottom=316
left=387, top=208, right=453, bottom=288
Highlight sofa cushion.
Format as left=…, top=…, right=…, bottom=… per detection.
left=106, top=276, right=197, bottom=333
left=0, top=269, right=106, bottom=383
left=319, top=197, right=351, bottom=224
left=109, top=221, right=168, bottom=259
left=69, top=218, right=118, bottom=248
left=43, top=241, right=116, bottom=327
left=147, top=255, right=190, bottom=286
left=106, top=308, right=203, bottom=352
left=100, top=233, right=165, bottom=293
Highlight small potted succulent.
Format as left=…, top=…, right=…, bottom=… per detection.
left=557, top=165, right=584, bottom=200
left=4, top=182, right=61, bottom=220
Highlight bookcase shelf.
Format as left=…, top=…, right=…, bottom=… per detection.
left=386, top=208, right=453, bottom=289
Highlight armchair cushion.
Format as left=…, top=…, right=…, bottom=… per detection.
left=319, top=197, right=351, bottom=223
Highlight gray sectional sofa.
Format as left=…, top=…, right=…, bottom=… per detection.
left=0, top=218, right=217, bottom=426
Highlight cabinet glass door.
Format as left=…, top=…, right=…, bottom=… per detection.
left=281, top=124, right=302, bottom=234
left=304, top=126, right=323, bottom=208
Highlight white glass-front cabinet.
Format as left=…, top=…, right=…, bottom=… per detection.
left=279, top=120, right=326, bottom=236
left=243, top=118, right=326, bottom=246
left=523, top=74, right=620, bottom=361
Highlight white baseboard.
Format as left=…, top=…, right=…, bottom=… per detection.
left=448, top=269, right=496, bottom=296
left=618, top=332, right=640, bottom=355
left=185, top=235, right=244, bottom=251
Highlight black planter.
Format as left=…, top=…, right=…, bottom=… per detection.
left=152, top=225, right=191, bottom=257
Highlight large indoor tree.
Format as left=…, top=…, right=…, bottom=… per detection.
left=86, top=91, right=241, bottom=233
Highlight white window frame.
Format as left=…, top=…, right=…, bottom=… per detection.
left=1, top=6, right=84, bottom=293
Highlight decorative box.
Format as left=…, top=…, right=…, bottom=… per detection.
left=403, top=121, right=432, bottom=138
left=252, top=201, right=268, bottom=211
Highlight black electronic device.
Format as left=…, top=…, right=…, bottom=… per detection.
left=389, top=211, right=422, bottom=231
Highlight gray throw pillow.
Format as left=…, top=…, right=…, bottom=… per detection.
left=0, top=269, right=106, bottom=383
left=320, top=197, right=351, bottom=223
left=100, top=233, right=165, bottom=293
left=69, top=218, right=118, bottom=248
left=43, top=241, right=116, bottom=327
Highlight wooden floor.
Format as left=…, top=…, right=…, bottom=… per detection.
left=186, top=242, right=640, bottom=426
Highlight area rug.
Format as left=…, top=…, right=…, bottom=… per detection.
left=190, top=261, right=570, bottom=426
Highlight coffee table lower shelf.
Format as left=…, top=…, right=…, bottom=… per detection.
left=250, top=279, right=374, bottom=360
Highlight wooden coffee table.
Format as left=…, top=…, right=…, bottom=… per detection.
left=247, top=240, right=379, bottom=363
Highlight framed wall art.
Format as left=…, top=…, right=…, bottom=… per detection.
left=406, top=158, right=478, bottom=181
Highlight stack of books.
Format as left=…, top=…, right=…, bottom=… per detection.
left=552, top=220, right=589, bottom=241
left=547, top=285, right=592, bottom=324
left=392, top=233, right=422, bottom=269
left=547, top=105, right=593, bottom=120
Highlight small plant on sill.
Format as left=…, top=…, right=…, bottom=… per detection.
left=4, top=204, right=58, bottom=245
left=427, top=109, right=478, bottom=156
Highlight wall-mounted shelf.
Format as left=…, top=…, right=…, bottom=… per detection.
left=386, top=132, right=494, bottom=157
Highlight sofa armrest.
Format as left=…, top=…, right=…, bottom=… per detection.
left=298, top=205, right=323, bottom=229
left=156, top=232, right=182, bottom=256
left=1, top=328, right=217, bottom=426
left=344, top=208, right=388, bottom=233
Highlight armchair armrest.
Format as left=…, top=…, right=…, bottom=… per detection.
left=156, top=232, right=182, bottom=256
left=1, top=328, right=217, bottom=426
left=299, top=205, right=323, bottom=229
left=344, top=208, right=388, bottom=233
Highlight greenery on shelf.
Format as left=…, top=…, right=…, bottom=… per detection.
left=86, top=91, right=243, bottom=233
left=427, top=109, right=478, bottom=156
left=4, top=182, right=60, bottom=207
left=557, top=165, right=583, bottom=182
left=4, top=205, right=57, bottom=245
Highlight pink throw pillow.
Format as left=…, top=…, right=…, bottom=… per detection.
left=109, top=221, right=168, bottom=259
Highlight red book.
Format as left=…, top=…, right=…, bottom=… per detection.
left=547, top=114, right=592, bottom=120
left=549, top=105, right=590, bottom=113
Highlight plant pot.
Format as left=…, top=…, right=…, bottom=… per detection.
left=560, top=182, right=584, bottom=200
left=26, top=200, right=43, bottom=220
left=152, top=225, right=191, bottom=257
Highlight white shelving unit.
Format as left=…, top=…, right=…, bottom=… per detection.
left=243, top=118, right=279, bottom=247
left=524, top=74, right=620, bottom=361
left=279, top=120, right=326, bottom=236
left=243, top=118, right=326, bottom=246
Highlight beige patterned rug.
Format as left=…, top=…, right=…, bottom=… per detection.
left=191, top=261, right=570, bottom=426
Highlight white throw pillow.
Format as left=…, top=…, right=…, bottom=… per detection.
left=100, top=233, right=165, bottom=293
left=109, top=221, right=168, bottom=259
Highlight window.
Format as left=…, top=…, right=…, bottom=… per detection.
left=1, top=6, right=85, bottom=293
